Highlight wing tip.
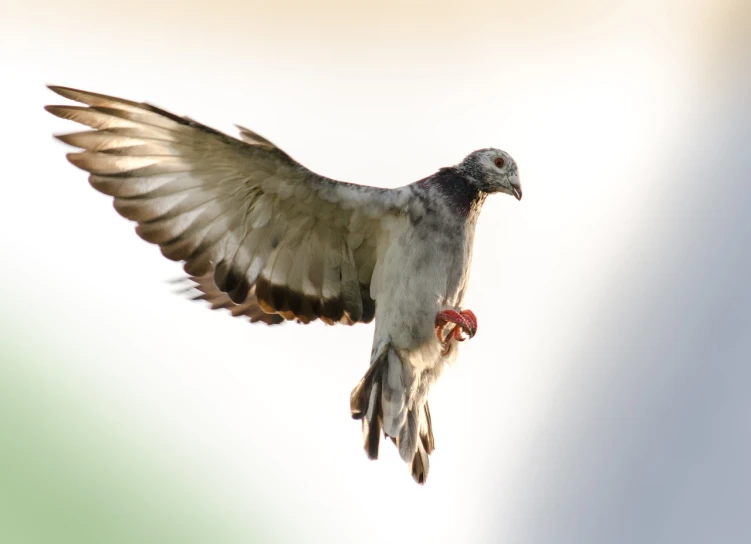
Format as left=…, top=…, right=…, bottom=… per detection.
left=46, top=84, right=144, bottom=110
left=64, top=151, right=89, bottom=171
left=44, top=104, right=67, bottom=117
left=47, top=83, right=70, bottom=94
left=46, top=85, right=90, bottom=103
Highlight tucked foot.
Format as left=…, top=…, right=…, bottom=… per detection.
left=435, top=309, right=478, bottom=348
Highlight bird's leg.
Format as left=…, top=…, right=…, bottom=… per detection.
left=435, top=309, right=478, bottom=346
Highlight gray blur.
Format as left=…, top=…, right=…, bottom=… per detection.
left=493, top=23, right=751, bottom=544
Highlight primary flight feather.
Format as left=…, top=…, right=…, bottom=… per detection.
left=46, top=85, right=522, bottom=483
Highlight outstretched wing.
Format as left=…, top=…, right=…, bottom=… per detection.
left=47, top=86, right=411, bottom=325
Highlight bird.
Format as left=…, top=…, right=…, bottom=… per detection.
left=46, top=85, right=522, bottom=484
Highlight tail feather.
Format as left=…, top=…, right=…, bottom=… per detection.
left=396, top=408, right=418, bottom=463
left=350, top=343, right=437, bottom=484
left=350, top=361, right=380, bottom=420
left=361, top=380, right=382, bottom=460
left=411, top=443, right=430, bottom=484
left=410, top=402, right=434, bottom=484
left=351, top=346, right=387, bottom=459
left=381, top=348, right=407, bottom=438
left=421, top=402, right=435, bottom=454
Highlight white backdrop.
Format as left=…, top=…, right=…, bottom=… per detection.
left=1, top=1, right=749, bottom=542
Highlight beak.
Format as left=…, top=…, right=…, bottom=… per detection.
left=508, top=175, right=522, bottom=200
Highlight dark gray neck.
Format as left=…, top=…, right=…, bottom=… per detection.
left=421, top=168, right=486, bottom=220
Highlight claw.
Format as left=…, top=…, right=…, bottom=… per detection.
left=435, top=309, right=478, bottom=349
left=459, top=309, right=477, bottom=338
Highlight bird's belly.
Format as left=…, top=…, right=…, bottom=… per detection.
left=373, top=234, right=468, bottom=351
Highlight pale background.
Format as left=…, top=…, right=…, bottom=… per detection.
left=1, top=1, right=750, bottom=542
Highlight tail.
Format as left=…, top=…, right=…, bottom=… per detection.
left=350, top=345, right=436, bottom=484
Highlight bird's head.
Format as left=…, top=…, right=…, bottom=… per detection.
left=457, top=148, right=522, bottom=200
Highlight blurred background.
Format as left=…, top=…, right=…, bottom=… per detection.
left=1, top=1, right=749, bottom=542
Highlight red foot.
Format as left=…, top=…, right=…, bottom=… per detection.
left=435, top=309, right=478, bottom=347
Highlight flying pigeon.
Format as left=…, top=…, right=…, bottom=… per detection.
left=46, top=86, right=522, bottom=484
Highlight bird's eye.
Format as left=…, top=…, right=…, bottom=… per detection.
left=494, top=157, right=505, bottom=168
